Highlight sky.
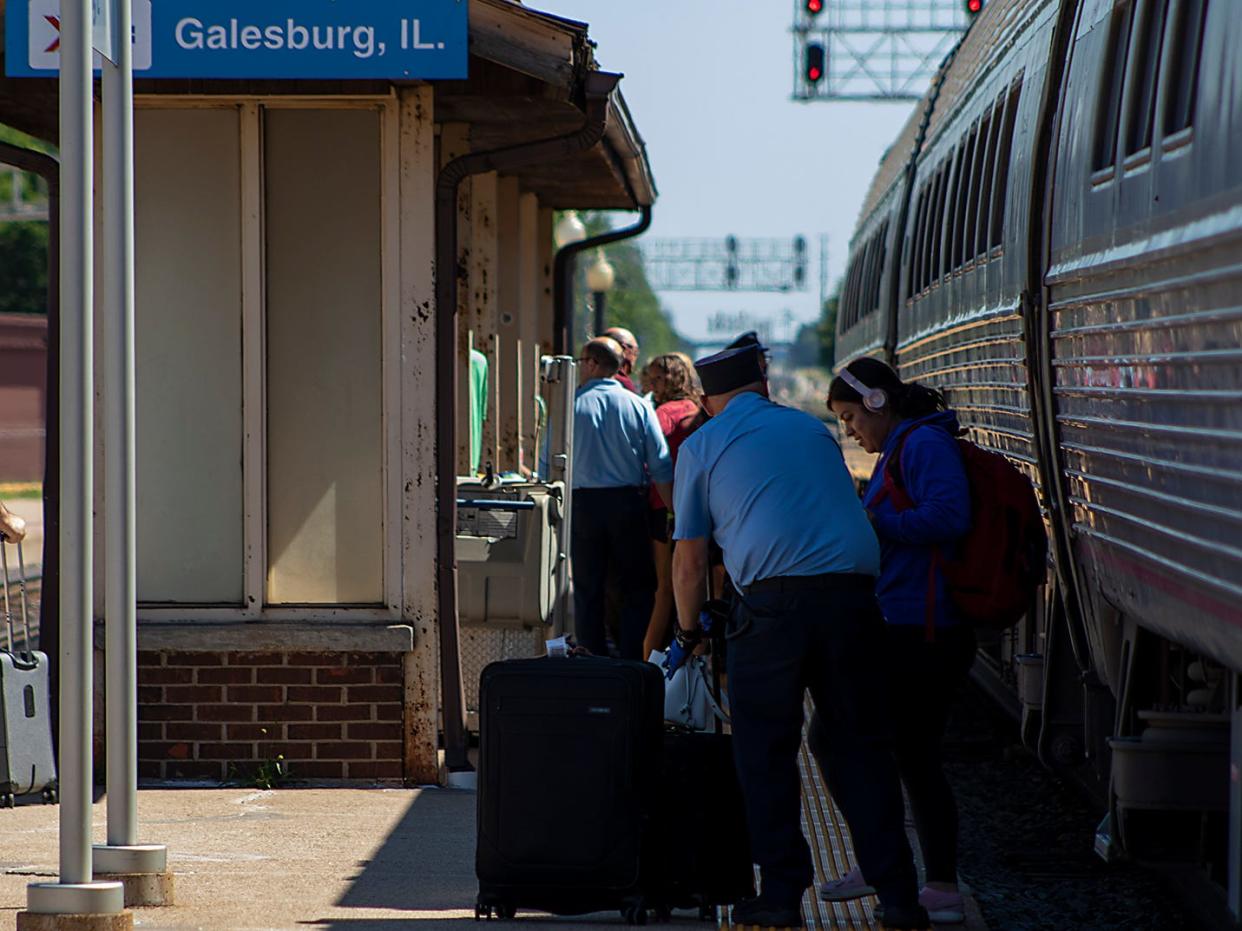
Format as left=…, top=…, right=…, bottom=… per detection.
left=531, top=1, right=918, bottom=345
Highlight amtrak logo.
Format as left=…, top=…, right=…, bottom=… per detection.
left=27, top=0, right=152, bottom=70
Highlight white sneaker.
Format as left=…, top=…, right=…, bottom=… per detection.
left=818, top=866, right=876, bottom=901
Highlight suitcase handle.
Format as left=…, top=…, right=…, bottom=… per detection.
left=0, top=537, right=35, bottom=665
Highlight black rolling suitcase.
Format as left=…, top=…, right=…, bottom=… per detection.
left=0, top=540, right=58, bottom=808
left=653, top=728, right=754, bottom=917
left=475, top=655, right=663, bottom=924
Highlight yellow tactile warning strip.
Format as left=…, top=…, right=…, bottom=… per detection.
left=721, top=706, right=881, bottom=931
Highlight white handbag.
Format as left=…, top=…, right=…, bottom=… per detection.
left=649, top=650, right=729, bottom=731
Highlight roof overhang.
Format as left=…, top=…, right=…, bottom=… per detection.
left=0, top=0, right=655, bottom=210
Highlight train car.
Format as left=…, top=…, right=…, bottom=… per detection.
left=836, top=0, right=1242, bottom=896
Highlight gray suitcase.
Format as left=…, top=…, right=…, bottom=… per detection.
left=0, top=539, right=57, bottom=807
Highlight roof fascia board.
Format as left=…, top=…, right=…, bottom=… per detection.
left=471, top=0, right=585, bottom=88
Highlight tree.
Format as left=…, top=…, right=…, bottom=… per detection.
left=818, top=287, right=839, bottom=367
left=0, top=222, right=49, bottom=315
left=571, top=212, right=685, bottom=362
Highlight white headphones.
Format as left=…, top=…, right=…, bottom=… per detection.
left=839, top=368, right=889, bottom=413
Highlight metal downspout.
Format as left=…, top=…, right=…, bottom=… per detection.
left=0, top=143, right=59, bottom=749
left=434, top=71, right=620, bottom=773
left=552, top=203, right=652, bottom=354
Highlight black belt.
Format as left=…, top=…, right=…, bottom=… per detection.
left=742, top=572, right=874, bottom=596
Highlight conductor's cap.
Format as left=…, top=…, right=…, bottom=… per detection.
left=694, top=346, right=765, bottom=396
left=726, top=330, right=768, bottom=353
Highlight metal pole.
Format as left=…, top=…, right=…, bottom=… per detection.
left=103, top=0, right=137, bottom=848
left=59, top=0, right=93, bottom=887
left=592, top=291, right=605, bottom=338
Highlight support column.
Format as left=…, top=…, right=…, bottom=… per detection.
left=94, top=0, right=171, bottom=905
left=469, top=172, right=500, bottom=475
left=517, top=193, right=541, bottom=472
left=20, top=0, right=129, bottom=924
left=438, top=124, right=471, bottom=475
left=495, top=176, right=521, bottom=473
left=398, top=87, right=440, bottom=785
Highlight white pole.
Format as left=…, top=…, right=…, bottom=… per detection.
left=59, top=0, right=94, bottom=887
left=26, top=0, right=128, bottom=914
left=103, top=0, right=138, bottom=848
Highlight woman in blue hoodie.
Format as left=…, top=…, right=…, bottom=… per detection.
left=813, top=357, right=974, bottom=924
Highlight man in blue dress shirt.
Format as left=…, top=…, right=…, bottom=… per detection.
left=670, top=346, right=928, bottom=930
left=572, top=337, right=673, bottom=660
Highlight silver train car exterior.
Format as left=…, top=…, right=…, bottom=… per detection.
left=835, top=0, right=1242, bottom=887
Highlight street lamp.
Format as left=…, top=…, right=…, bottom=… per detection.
left=553, top=209, right=587, bottom=248
left=585, top=248, right=616, bottom=337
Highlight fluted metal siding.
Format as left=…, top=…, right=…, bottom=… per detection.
left=1046, top=0, right=1242, bottom=662
left=896, top=3, right=1059, bottom=495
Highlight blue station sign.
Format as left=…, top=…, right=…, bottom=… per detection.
left=5, top=0, right=468, bottom=79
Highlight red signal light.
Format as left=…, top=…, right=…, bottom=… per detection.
left=805, top=42, right=826, bottom=85
left=966, top=0, right=983, bottom=12
left=805, top=0, right=824, bottom=14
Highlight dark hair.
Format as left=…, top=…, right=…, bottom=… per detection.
left=827, top=357, right=946, bottom=420
left=582, top=338, right=622, bottom=375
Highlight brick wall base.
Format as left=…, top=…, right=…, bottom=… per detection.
left=136, top=650, right=405, bottom=783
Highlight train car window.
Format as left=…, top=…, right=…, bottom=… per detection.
left=865, top=231, right=881, bottom=316
left=919, top=185, right=933, bottom=291
left=842, top=255, right=856, bottom=329
left=974, top=105, right=998, bottom=259
left=911, top=183, right=930, bottom=296
left=907, top=187, right=926, bottom=299
left=1093, top=1, right=1137, bottom=171
left=1162, top=0, right=1208, bottom=136
left=990, top=80, right=1023, bottom=250
left=873, top=221, right=889, bottom=312
left=928, top=165, right=945, bottom=287
left=954, top=122, right=980, bottom=270
left=857, top=236, right=875, bottom=326
left=1124, top=0, right=1170, bottom=156
left=933, top=152, right=954, bottom=282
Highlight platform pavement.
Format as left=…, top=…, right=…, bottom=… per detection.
left=0, top=779, right=987, bottom=931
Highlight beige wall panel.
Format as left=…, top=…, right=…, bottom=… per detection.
left=134, top=107, right=244, bottom=603
left=265, top=108, right=383, bottom=604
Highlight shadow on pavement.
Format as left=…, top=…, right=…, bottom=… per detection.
left=335, top=788, right=479, bottom=913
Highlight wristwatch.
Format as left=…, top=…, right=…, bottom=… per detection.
left=673, top=623, right=703, bottom=650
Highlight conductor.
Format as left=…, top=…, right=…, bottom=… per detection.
left=667, top=345, right=929, bottom=929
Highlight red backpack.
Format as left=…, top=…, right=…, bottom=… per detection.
left=880, top=426, right=1047, bottom=631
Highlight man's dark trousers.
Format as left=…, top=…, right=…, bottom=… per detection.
left=571, top=486, right=656, bottom=660
left=725, top=575, right=921, bottom=911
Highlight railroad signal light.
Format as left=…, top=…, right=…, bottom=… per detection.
left=805, top=42, right=826, bottom=85
left=804, top=0, right=824, bottom=15
left=965, top=0, right=983, bottom=13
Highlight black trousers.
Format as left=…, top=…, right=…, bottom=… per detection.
left=726, top=577, right=920, bottom=910
left=571, top=486, right=656, bottom=661
left=809, top=623, right=976, bottom=885
left=890, top=624, right=975, bottom=883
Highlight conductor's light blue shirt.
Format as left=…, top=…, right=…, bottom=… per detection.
left=673, top=391, right=880, bottom=587
left=572, top=378, right=672, bottom=489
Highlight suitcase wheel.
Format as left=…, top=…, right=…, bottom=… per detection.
left=621, top=901, right=648, bottom=926
left=41, top=787, right=57, bottom=805
left=0, top=793, right=15, bottom=809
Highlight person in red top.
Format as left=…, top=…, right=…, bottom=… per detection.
left=640, top=352, right=706, bottom=658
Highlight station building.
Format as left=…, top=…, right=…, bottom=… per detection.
left=0, top=0, right=656, bottom=784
